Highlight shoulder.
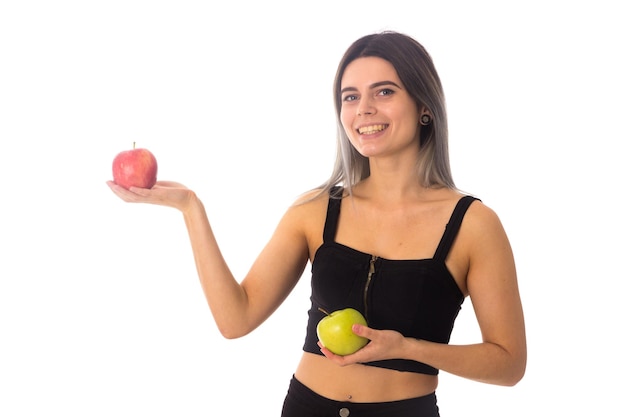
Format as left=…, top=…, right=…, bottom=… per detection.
left=463, top=197, right=506, bottom=234
left=292, top=187, right=332, bottom=211
left=279, top=188, right=332, bottom=229
left=459, top=197, right=512, bottom=255
left=275, top=188, right=334, bottom=257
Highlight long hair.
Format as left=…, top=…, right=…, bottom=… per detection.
left=316, top=31, right=455, bottom=199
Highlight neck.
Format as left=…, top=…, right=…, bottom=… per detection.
left=361, top=155, right=424, bottom=199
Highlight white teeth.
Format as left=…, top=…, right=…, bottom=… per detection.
left=358, top=124, right=387, bottom=134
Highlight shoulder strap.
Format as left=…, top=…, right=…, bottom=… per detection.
left=433, top=196, right=480, bottom=261
left=323, top=186, right=343, bottom=242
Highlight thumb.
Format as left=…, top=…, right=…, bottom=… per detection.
left=352, top=323, right=372, bottom=339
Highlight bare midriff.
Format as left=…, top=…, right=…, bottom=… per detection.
left=294, top=352, right=438, bottom=403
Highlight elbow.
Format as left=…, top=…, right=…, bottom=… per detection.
left=220, top=331, right=241, bottom=340
left=209, top=308, right=254, bottom=339
left=511, top=360, right=527, bottom=386
left=492, top=337, right=527, bottom=386
left=216, top=321, right=253, bottom=340
left=482, top=343, right=526, bottom=386
left=500, top=354, right=527, bottom=387
left=501, top=366, right=526, bottom=387
left=218, top=326, right=247, bottom=340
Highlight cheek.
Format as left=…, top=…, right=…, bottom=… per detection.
left=398, top=109, right=420, bottom=135
left=339, top=110, right=353, bottom=135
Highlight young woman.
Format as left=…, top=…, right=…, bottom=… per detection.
left=108, top=31, right=526, bottom=417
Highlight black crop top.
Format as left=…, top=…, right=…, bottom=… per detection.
left=302, top=188, right=479, bottom=375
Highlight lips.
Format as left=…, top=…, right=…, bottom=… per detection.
left=357, top=124, right=388, bottom=135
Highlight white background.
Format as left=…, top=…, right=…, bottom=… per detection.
left=1, top=1, right=624, bottom=415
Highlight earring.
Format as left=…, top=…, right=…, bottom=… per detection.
left=420, top=114, right=432, bottom=125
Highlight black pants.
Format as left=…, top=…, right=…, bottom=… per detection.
left=281, top=376, right=440, bottom=417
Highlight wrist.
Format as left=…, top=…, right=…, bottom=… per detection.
left=180, top=191, right=202, bottom=216
left=401, top=337, right=423, bottom=362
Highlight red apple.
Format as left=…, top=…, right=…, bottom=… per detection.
left=112, top=144, right=158, bottom=189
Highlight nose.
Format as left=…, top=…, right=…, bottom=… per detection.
left=357, top=96, right=376, bottom=116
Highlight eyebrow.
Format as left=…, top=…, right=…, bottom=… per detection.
left=341, top=80, right=403, bottom=95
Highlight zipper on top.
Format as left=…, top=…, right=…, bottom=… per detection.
left=363, top=255, right=378, bottom=319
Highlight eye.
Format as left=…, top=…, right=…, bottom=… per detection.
left=342, top=94, right=358, bottom=102
left=377, top=88, right=395, bottom=97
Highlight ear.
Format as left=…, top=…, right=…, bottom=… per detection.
left=418, top=105, right=432, bottom=125
left=419, top=112, right=433, bottom=126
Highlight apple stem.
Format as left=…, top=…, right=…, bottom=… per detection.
left=133, top=141, right=136, bottom=149
left=318, top=307, right=330, bottom=316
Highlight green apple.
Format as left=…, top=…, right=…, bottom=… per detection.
left=316, top=307, right=369, bottom=356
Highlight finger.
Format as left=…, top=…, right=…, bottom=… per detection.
left=107, top=181, right=150, bottom=203
left=352, top=324, right=374, bottom=339
left=106, top=180, right=122, bottom=191
left=107, top=181, right=131, bottom=198
left=317, top=343, right=335, bottom=359
left=154, top=181, right=185, bottom=188
left=128, top=186, right=153, bottom=196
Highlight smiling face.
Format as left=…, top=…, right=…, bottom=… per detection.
left=340, top=56, right=425, bottom=160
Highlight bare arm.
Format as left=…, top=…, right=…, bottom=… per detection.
left=108, top=181, right=311, bottom=339
left=183, top=192, right=310, bottom=338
